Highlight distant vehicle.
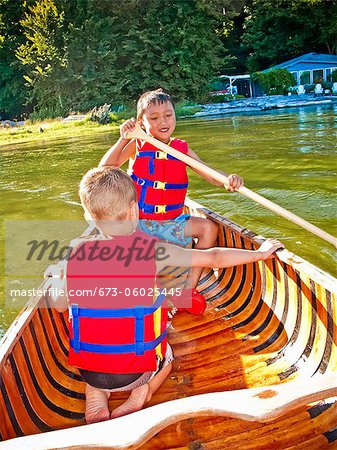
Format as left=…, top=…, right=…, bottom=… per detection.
left=210, top=89, right=230, bottom=95
left=209, top=85, right=238, bottom=96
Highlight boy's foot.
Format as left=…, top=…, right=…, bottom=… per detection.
left=110, top=383, right=150, bottom=419
left=171, top=289, right=207, bottom=316
left=85, top=384, right=110, bottom=424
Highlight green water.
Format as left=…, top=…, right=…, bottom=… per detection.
left=1, top=104, right=336, bottom=336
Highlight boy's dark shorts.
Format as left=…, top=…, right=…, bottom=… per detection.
left=79, top=344, right=174, bottom=392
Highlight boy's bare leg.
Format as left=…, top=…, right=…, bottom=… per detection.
left=110, top=363, right=172, bottom=419
left=184, top=217, right=218, bottom=289
left=85, top=383, right=110, bottom=424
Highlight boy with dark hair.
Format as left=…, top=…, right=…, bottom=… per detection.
left=99, top=88, right=244, bottom=314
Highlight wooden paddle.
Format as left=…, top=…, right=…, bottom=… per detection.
left=126, top=124, right=337, bottom=249
left=3, top=374, right=336, bottom=449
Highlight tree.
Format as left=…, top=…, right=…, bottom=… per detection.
left=58, top=0, right=129, bottom=111
left=120, top=0, right=226, bottom=101
left=0, top=0, right=31, bottom=118
left=15, top=0, right=66, bottom=115
left=19, top=0, right=232, bottom=113
left=316, top=0, right=337, bottom=55
left=242, top=0, right=336, bottom=72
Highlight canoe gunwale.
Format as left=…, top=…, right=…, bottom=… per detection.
left=1, top=373, right=336, bottom=450
left=185, top=197, right=337, bottom=294
left=0, top=279, right=49, bottom=372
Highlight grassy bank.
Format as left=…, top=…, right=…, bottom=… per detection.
left=0, top=101, right=201, bottom=149
left=0, top=118, right=120, bottom=149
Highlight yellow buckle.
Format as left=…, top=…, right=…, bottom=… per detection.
left=154, top=205, right=167, bottom=214
left=153, top=181, right=166, bottom=190
left=155, top=151, right=168, bottom=159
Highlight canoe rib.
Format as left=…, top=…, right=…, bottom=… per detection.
left=0, top=199, right=336, bottom=449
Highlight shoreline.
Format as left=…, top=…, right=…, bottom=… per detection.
left=192, top=94, right=337, bottom=118
left=1, top=95, right=336, bottom=148
left=0, top=121, right=119, bottom=150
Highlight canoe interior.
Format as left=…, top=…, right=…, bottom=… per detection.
left=0, top=201, right=336, bottom=449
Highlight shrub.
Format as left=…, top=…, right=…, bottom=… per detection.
left=29, top=104, right=66, bottom=121
left=174, top=100, right=201, bottom=117
left=314, top=76, right=323, bottom=84
left=332, top=70, right=337, bottom=83
left=322, top=82, right=332, bottom=90
left=252, top=69, right=296, bottom=96
left=90, top=104, right=111, bottom=124
left=304, top=84, right=315, bottom=93
left=205, top=94, right=230, bottom=103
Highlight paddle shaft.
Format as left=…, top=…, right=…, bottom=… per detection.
left=127, top=125, right=337, bottom=249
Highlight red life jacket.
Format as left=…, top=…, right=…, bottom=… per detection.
left=131, top=138, right=188, bottom=220
left=66, top=231, right=167, bottom=374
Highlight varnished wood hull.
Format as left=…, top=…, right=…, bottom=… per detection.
left=0, top=199, right=336, bottom=449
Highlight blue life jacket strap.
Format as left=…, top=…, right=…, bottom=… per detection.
left=70, top=329, right=167, bottom=355
left=142, top=203, right=184, bottom=214
left=70, top=293, right=165, bottom=319
left=70, top=294, right=166, bottom=354
left=72, top=305, right=80, bottom=352
left=131, top=174, right=187, bottom=190
left=131, top=174, right=187, bottom=213
left=136, top=151, right=179, bottom=174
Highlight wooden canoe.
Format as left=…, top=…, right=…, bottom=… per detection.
left=0, top=198, right=336, bottom=450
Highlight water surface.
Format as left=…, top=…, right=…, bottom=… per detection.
left=1, top=104, right=336, bottom=336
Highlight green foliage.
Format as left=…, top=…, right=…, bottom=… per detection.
left=332, top=70, right=337, bottom=83
left=304, top=84, right=315, bottom=94
left=174, top=101, right=202, bottom=117
left=15, top=0, right=66, bottom=115
left=119, top=0, right=224, bottom=101
left=1, top=0, right=336, bottom=118
left=6, top=0, right=229, bottom=117
left=252, top=69, right=296, bottom=95
left=90, top=104, right=111, bottom=124
left=203, top=93, right=245, bottom=103
left=206, top=94, right=230, bottom=103
left=16, top=0, right=65, bottom=71
left=242, top=0, right=337, bottom=71
left=29, top=103, right=65, bottom=120
left=322, top=82, right=332, bottom=90
left=0, top=0, right=30, bottom=118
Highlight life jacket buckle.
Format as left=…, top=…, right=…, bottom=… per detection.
left=155, top=151, right=168, bottom=160
left=136, top=177, right=146, bottom=186
left=154, top=205, right=167, bottom=214
left=153, top=181, right=166, bottom=190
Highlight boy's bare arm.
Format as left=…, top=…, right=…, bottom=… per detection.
left=155, top=239, right=284, bottom=271
left=44, top=266, right=68, bottom=312
left=187, top=147, right=243, bottom=192
left=52, top=293, right=68, bottom=313
left=99, top=138, right=136, bottom=167
left=99, top=119, right=137, bottom=167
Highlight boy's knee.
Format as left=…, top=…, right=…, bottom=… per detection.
left=200, top=219, right=218, bottom=242
left=186, top=218, right=218, bottom=244
left=207, top=219, right=218, bottom=236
